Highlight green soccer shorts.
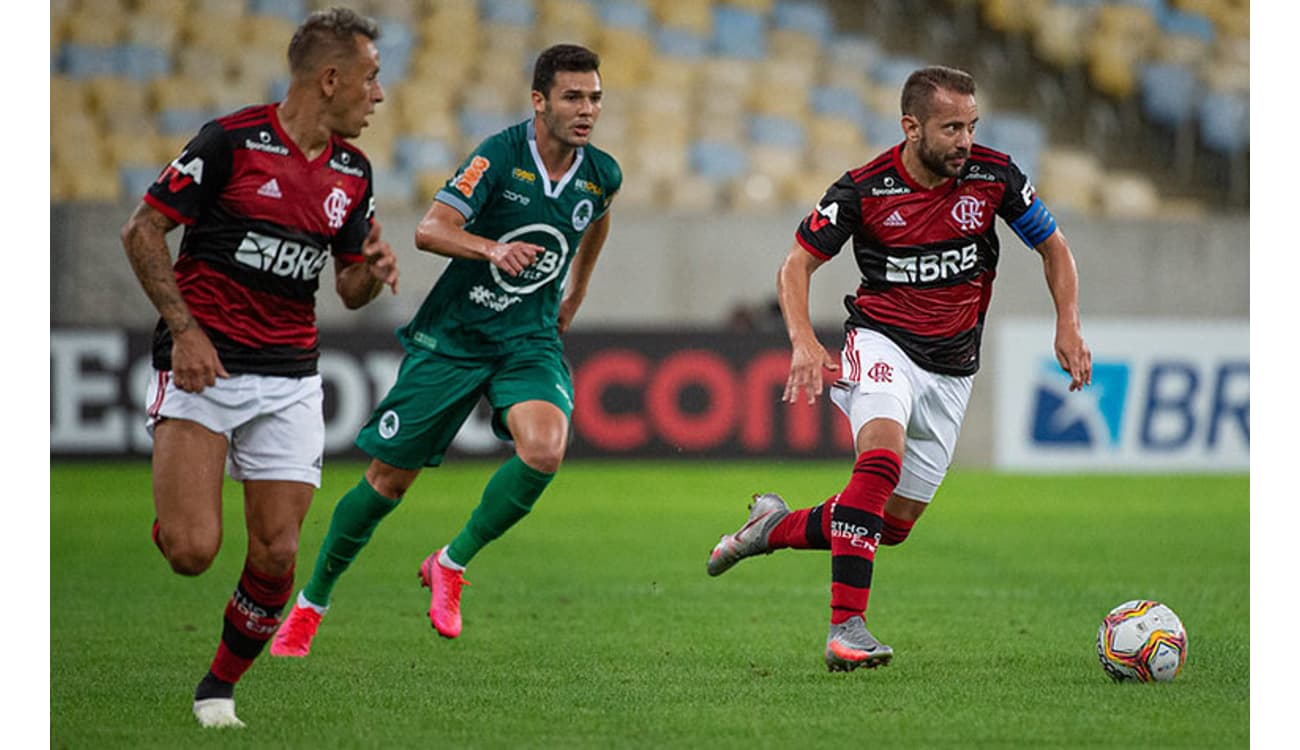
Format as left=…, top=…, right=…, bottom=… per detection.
left=355, top=343, right=574, bottom=469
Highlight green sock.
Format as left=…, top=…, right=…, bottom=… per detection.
left=302, top=477, right=401, bottom=607
left=446, top=456, right=554, bottom=567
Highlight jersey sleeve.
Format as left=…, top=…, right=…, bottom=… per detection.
left=330, top=178, right=375, bottom=265
left=593, top=155, right=622, bottom=221
left=996, top=157, right=1057, bottom=249
left=142, top=119, right=232, bottom=225
left=433, top=135, right=508, bottom=222
left=794, top=172, right=861, bottom=260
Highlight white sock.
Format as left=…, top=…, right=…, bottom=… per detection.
left=438, top=547, right=466, bottom=571
left=297, top=590, right=328, bottom=614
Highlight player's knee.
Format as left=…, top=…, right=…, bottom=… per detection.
left=165, top=539, right=219, bottom=576
left=517, top=441, right=565, bottom=474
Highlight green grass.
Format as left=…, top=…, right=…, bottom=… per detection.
left=51, top=461, right=1249, bottom=749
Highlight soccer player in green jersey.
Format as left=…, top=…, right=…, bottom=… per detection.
left=271, top=43, right=620, bottom=654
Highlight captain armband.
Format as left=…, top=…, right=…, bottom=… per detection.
left=1008, top=197, right=1057, bottom=248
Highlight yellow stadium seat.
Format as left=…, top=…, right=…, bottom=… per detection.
left=51, top=75, right=87, bottom=117
left=749, top=145, right=804, bottom=180
left=135, top=0, right=188, bottom=22
left=104, top=129, right=168, bottom=168
left=63, top=9, right=125, bottom=45
left=1037, top=147, right=1100, bottom=214
left=1032, top=4, right=1094, bottom=69
left=243, top=14, right=298, bottom=55
left=652, top=0, right=714, bottom=34
left=723, top=0, right=775, bottom=13
left=983, top=0, right=1050, bottom=35
left=1085, top=34, right=1141, bottom=99
left=728, top=173, right=783, bottom=213
left=1098, top=172, right=1160, bottom=219
left=124, top=12, right=182, bottom=51
left=663, top=173, right=723, bottom=212
left=66, top=164, right=124, bottom=202
left=642, top=55, right=699, bottom=90
left=85, top=76, right=152, bottom=131
left=750, top=81, right=810, bottom=119
left=767, top=29, right=822, bottom=64
left=150, top=75, right=217, bottom=113
left=809, top=116, right=866, bottom=151
left=173, top=46, right=237, bottom=87
left=184, top=12, right=247, bottom=56
left=537, top=0, right=599, bottom=33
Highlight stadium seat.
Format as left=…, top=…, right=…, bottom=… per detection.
left=371, top=165, right=419, bottom=208
left=120, top=165, right=163, bottom=201
left=86, top=77, right=152, bottom=132
left=810, top=86, right=869, bottom=123
left=1139, top=62, right=1198, bottom=128
left=749, top=114, right=806, bottom=151
left=1031, top=3, right=1093, bottom=69
left=652, top=0, right=714, bottom=35
left=690, top=140, right=749, bottom=181
left=980, top=0, right=1049, bottom=35
left=394, top=136, right=458, bottom=174
left=767, top=28, right=822, bottom=64
left=62, top=8, right=125, bottom=46
left=711, top=4, right=766, bottom=59
left=1097, top=172, right=1161, bottom=218
left=772, top=0, right=834, bottom=42
left=598, top=0, right=653, bottom=30
left=372, top=18, right=415, bottom=82
left=116, top=43, right=172, bottom=81
left=728, top=173, right=783, bottom=212
left=249, top=0, right=306, bottom=23
left=662, top=173, right=723, bottom=212
left=1037, top=147, right=1100, bottom=213
left=58, top=43, right=121, bottom=79
left=480, top=0, right=537, bottom=27
left=1198, top=91, right=1248, bottom=155
left=978, top=113, right=1045, bottom=180
left=655, top=26, right=710, bottom=59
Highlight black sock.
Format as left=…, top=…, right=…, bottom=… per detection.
left=194, top=671, right=234, bottom=701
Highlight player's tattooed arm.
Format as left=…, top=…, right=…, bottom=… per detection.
left=121, top=202, right=194, bottom=335
left=121, top=202, right=229, bottom=391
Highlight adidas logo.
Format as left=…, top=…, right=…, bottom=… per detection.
left=258, top=178, right=283, bottom=199
left=883, top=210, right=906, bottom=227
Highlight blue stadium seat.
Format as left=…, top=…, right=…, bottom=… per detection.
left=120, top=165, right=162, bottom=202
left=690, top=140, right=750, bottom=181
left=712, top=5, right=766, bottom=59
left=598, top=0, right=651, bottom=31
left=158, top=107, right=214, bottom=137
left=772, top=0, right=834, bottom=43
left=871, top=54, right=926, bottom=94
left=978, top=113, right=1045, bottom=180
left=249, top=0, right=307, bottom=23
left=394, top=136, right=457, bottom=173
left=861, top=109, right=900, bottom=149
left=1158, top=8, right=1217, bottom=43
left=1198, top=91, right=1248, bottom=155
left=58, top=43, right=120, bottom=79
left=749, top=114, right=806, bottom=150
left=480, top=0, right=536, bottom=27
left=810, top=86, right=869, bottom=122
left=1139, top=62, right=1198, bottom=128
left=117, top=43, right=172, bottom=81
left=655, top=26, right=709, bottom=59
left=459, top=109, right=522, bottom=144
left=375, top=20, right=414, bottom=81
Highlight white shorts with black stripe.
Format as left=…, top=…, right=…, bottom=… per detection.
left=145, top=370, right=325, bottom=487
left=830, top=327, right=974, bottom=503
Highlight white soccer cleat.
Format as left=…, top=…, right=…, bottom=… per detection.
left=193, top=697, right=245, bottom=728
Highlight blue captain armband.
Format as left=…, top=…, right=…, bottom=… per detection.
left=1008, top=197, right=1057, bottom=248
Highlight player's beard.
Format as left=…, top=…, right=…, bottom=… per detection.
left=541, top=104, right=591, bottom=149
left=917, top=136, right=968, bottom=179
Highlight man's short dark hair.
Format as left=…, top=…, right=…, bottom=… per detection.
left=900, top=66, right=976, bottom=122
left=532, top=44, right=601, bottom=96
left=287, top=6, right=380, bottom=75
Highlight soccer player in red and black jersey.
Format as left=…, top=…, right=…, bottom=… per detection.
left=119, top=7, right=398, bottom=727
left=707, top=66, right=1092, bottom=671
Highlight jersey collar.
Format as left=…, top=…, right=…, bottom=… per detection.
left=527, top=119, right=584, bottom=199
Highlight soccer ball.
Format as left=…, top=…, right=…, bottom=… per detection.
left=1096, top=600, right=1188, bottom=682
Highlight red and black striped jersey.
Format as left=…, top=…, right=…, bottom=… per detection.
left=143, top=103, right=375, bottom=377
left=795, top=141, right=1052, bottom=376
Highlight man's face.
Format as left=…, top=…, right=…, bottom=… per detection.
left=329, top=35, right=384, bottom=139
left=534, top=70, right=602, bottom=148
left=910, top=88, right=978, bottom=179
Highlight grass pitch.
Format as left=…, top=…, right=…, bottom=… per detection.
left=51, top=461, right=1248, bottom=748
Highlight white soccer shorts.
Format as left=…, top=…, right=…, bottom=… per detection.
left=145, top=370, right=325, bottom=487
left=829, top=327, right=974, bottom=503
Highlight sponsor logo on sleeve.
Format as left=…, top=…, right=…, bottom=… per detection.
left=455, top=156, right=491, bottom=197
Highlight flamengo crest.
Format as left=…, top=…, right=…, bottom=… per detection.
left=951, top=195, right=985, bottom=232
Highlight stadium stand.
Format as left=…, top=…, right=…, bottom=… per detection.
left=49, top=0, right=1247, bottom=214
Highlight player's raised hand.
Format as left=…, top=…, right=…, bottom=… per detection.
left=363, top=221, right=399, bottom=294
left=486, top=240, right=543, bottom=276
left=783, top=336, right=839, bottom=405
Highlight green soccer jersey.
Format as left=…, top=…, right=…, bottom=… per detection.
left=399, top=119, right=622, bottom=358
